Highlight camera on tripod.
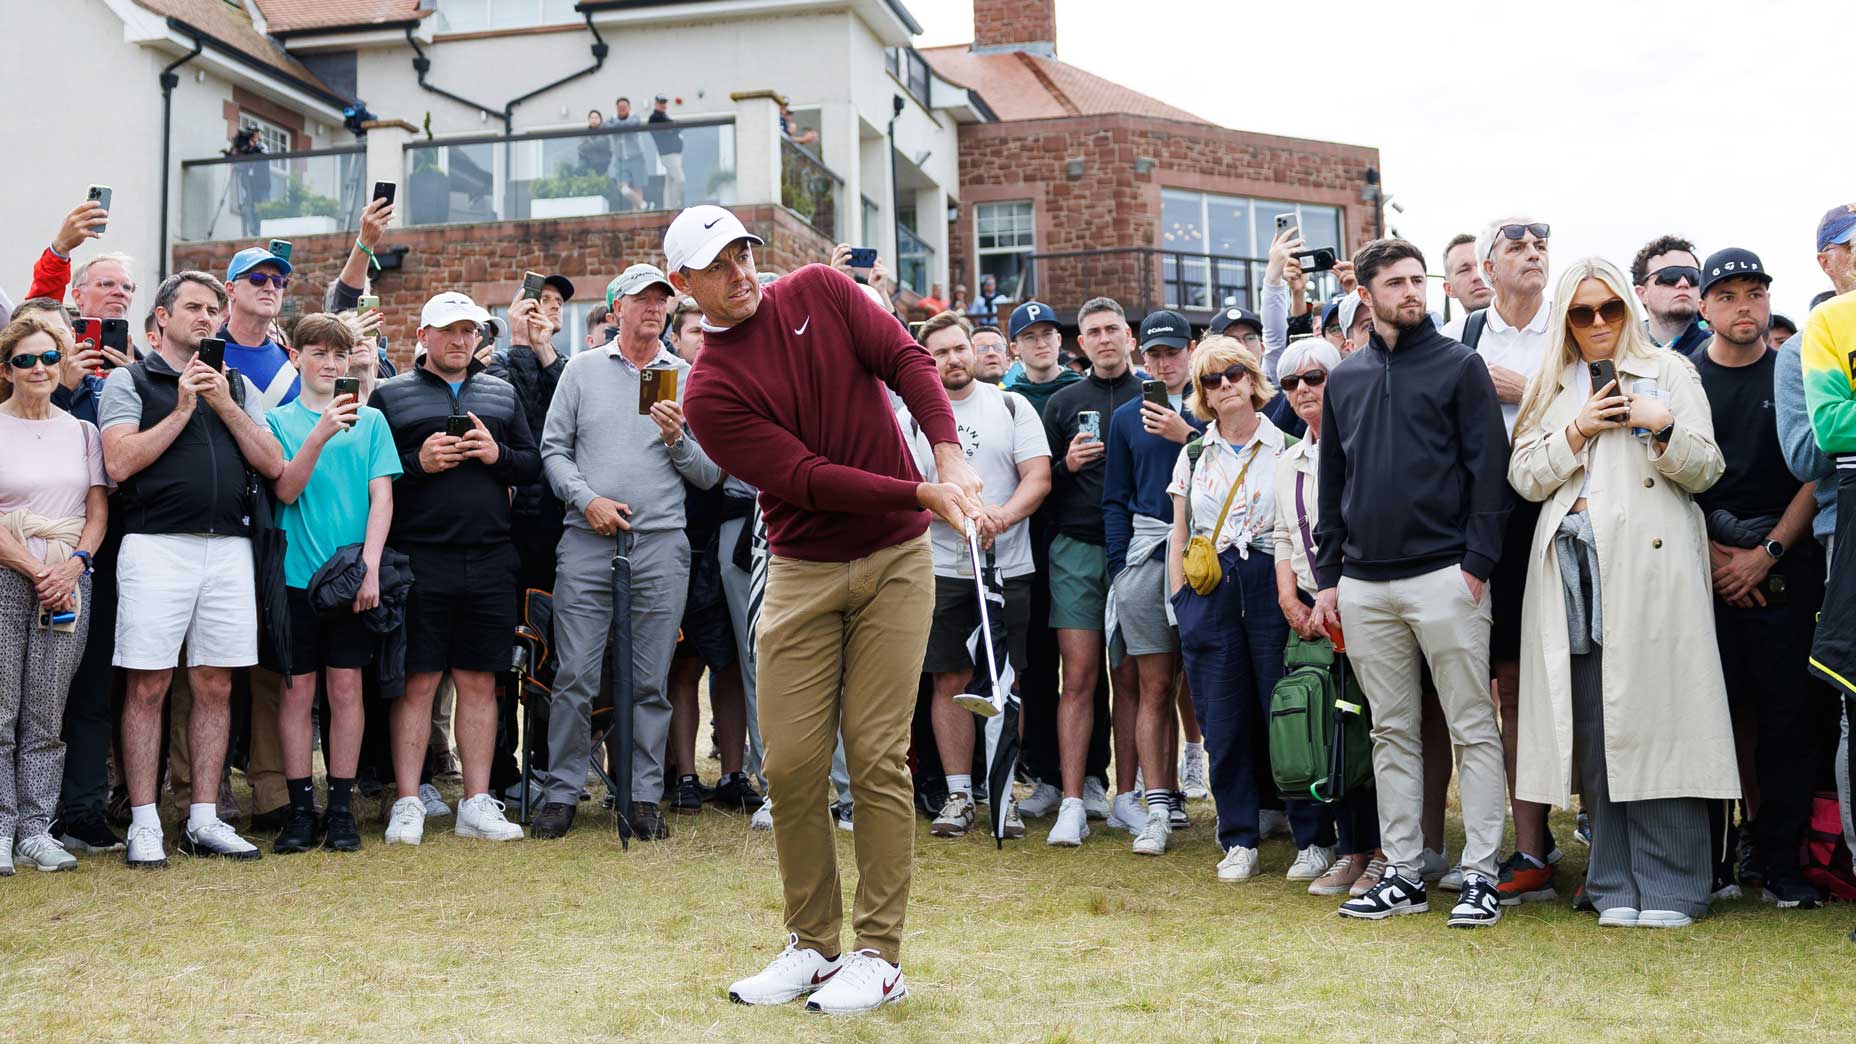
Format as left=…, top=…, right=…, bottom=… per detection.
left=343, top=102, right=378, bottom=138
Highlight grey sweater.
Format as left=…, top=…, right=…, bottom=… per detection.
left=542, top=343, right=720, bottom=534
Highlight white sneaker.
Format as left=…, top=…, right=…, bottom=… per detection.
left=751, top=797, right=774, bottom=831
left=384, top=796, right=426, bottom=845
left=805, top=949, right=907, bottom=1015
left=456, top=794, right=524, bottom=841
left=1416, top=847, right=1448, bottom=883
left=728, top=933, right=844, bottom=1005
left=0, top=837, right=11, bottom=876
left=1438, top=866, right=1466, bottom=892
left=1258, top=809, right=1290, bottom=839
left=1002, top=799, right=1025, bottom=839
left=1047, top=797, right=1089, bottom=846
left=1636, top=909, right=1694, bottom=928
left=125, top=823, right=166, bottom=868
left=1106, top=791, right=1145, bottom=833
left=14, top=834, right=77, bottom=872
left=179, top=818, right=260, bottom=860
left=1286, top=844, right=1337, bottom=881
left=1081, top=777, right=1109, bottom=820
left=1131, top=809, right=1170, bottom=856
left=1180, top=751, right=1209, bottom=800
left=1216, top=845, right=1260, bottom=882
left=418, top=783, right=452, bottom=818
left=930, top=793, right=976, bottom=838
left=1018, top=781, right=1061, bottom=818
left=1597, top=906, right=1641, bottom=928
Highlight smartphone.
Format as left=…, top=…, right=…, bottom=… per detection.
left=638, top=365, right=679, bottom=414
left=333, top=376, right=360, bottom=401
left=196, top=336, right=226, bottom=372
left=87, top=185, right=112, bottom=234
left=357, top=294, right=380, bottom=316
left=99, top=318, right=129, bottom=366
left=1142, top=379, right=1170, bottom=409
left=1275, top=212, right=1299, bottom=236
left=847, top=247, right=878, bottom=270
left=372, top=181, right=397, bottom=206
left=1078, top=410, right=1102, bottom=441
left=445, top=414, right=472, bottom=438
left=520, top=271, right=545, bottom=301
left=72, top=317, right=100, bottom=348
left=268, top=238, right=293, bottom=262
left=1588, top=358, right=1618, bottom=396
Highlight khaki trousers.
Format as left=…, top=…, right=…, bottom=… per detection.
left=169, top=667, right=286, bottom=812
left=759, top=533, right=932, bottom=964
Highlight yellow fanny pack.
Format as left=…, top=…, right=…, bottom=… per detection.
left=1182, top=444, right=1258, bottom=595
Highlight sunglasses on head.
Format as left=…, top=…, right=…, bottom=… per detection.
left=1278, top=369, right=1328, bottom=392
left=242, top=273, right=290, bottom=289
left=1492, top=223, right=1550, bottom=250
left=1642, top=265, right=1701, bottom=288
left=1567, top=299, right=1629, bottom=328
left=7, top=350, right=62, bottom=370
left=1199, top=364, right=1251, bottom=390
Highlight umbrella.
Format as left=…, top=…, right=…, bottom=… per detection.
left=239, top=412, right=292, bottom=684
left=953, top=521, right=1021, bottom=848
left=602, top=530, right=637, bottom=848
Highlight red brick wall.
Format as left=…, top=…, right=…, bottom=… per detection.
left=950, top=114, right=1380, bottom=324
left=973, top=0, right=1058, bottom=51
left=172, top=205, right=834, bottom=371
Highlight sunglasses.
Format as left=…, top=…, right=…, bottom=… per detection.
left=242, top=273, right=290, bottom=289
left=7, top=350, right=63, bottom=369
left=1567, top=299, right=1629, bottom=328
left=1489, top=223, right=1550, bottom=254
left=1278, top=369, right=1328, bottom=392
left=1642, top=266, right=1701, bottom=288
left=1199, top=364, right=1252, bottom=390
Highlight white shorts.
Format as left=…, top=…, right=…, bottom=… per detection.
left=114, top=533, right=258, bottom=670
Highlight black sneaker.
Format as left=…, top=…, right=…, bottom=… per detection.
left=624, top=801, right=670, bottom=842
left=1338, top=870, right=1428, bottom=920
left=670, top=775, right=706, bottom=816
left=249, top=804, right=292, bottom=835
left=1763, top=873, right=1825, bottom=910
left=59, top=813, right=125, bottom=854
left=273, top=807, right=321, bottom=855
left=1168, top=791, right=1189, bottom=830
left=532, top=801, right=576, bottom=840
left=1448, top=872, right=1504, bottom=928
left=1737, top=822, right=1763, bottom=884
left=322, top=810, right=362, bottom=852
left=710, top=772, right=763, bottom=813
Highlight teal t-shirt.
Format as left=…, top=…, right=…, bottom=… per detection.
left=265, top=401, right=403, bottom=589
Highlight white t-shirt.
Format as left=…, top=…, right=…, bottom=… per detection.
left=1443, top=299, right=1552, bottom=438
left=899, top=382, right=1050, bottom=578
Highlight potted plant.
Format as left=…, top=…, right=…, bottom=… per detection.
left=257, top=175, right=343, bottom=236
left=530, top=169, right=612, bottom=219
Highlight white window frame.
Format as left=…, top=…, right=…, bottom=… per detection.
left=238, top=113, right=293, bottom=174
left=974, top=200, right=1035, bottom=299
left=1159, top=188, right=1344, bottom=310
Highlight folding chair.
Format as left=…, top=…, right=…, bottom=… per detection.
left=511, top=588, right=621, bottom=824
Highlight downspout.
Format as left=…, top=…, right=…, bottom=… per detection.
left=407, top=15, right=610, bottom=136
left=887, top=94, right=903, bottom=276
left=158, top=35, right=205, bottom=280
left=406, top=27, right=510, bottom=135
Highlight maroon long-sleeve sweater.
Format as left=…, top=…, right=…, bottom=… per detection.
left=683, top=264, right=957, bottom=562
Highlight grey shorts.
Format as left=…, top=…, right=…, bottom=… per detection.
left=1113, top=552, right=1177, bottom=657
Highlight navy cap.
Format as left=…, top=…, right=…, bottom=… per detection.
left=1818, top=203, right=1856, bottom=253
left=1699, top=247, right=1770, bottom=296
left=1320, top=296, right=1345, bottom=332
left=543, top=274, right=576, bottom=301
left=1138, top=309, right=1192, bottom=350
left=1008, top=300, right=1060, bottom=340
left=1208, top=306, right=1263, bottom=337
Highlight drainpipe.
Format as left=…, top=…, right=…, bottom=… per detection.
left=408, top=14, right=610, bottom=136
left=406, top=27, right=509, bottom=135
left=504, top=14, right=609, bottom=125
left=158, top=36, right=205, bottom=280
left=887, top=94, right=904, bottom=269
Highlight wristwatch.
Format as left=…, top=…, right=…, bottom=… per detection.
left=1652, top=420, right=1675, bottom=444
left=1763, top=539, right=1786, bottom=560
left=70, top=550, right=92, bottom=575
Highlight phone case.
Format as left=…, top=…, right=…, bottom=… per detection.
left=638, top=367, right=679, bottom=413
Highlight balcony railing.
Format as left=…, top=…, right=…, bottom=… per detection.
left=781, top=138, right=840, bottom=241
left=1022, top=247, right=1340, bottom=322
left=178, top=145, right=368, bottom=242
left=402, top=118, right=735, bottom=227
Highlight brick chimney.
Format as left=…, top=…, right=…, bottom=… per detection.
left=972, top=0, right=1057, bottom=58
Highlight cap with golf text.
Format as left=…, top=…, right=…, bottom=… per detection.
left=227, top=246, right=292, bottom=283
left=1208, top=306, right=1263, bottom=337
left=1817, top=203, right=1856, bottom=253
left=1008, top=300, right=1060, bottom=340
left=1138, top=309, right=1191, bottom=350
left=664, top=205, right=764, bottom=273
left=606, top=264, right=676, bottom=310
left=420, top=291, right=489, bottom=330
left=1699, top=248, right=1770, bottom=296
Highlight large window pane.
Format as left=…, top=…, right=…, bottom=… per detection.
left=1205, top=195, right=1251, bottom=259
left=1252, top=199, right=1296, bottom=257
left=1160, top=189, right=1204, bottom=256
left=1301, top=205, right=1343, bottom=254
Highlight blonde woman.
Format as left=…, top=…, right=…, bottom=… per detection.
left=1508, top=257, right=1736, bottom=927
left=1166, top=336, right=1335, bottom=883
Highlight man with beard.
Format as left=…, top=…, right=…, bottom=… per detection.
left=1632, top=235, right=1710, bottom=356
left=1309, top=239, right=1511, bottom=928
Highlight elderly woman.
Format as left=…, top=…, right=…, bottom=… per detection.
left=1508, top=257, right=1735, bottom=927
left=0, top=316, right=109, bottom=875
left=1167, top=335, right=1336, bottom=883
left=1268, top=335, right=1384, bottom=898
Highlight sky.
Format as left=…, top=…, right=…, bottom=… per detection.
left=912, top=0, right=1850, bottom=321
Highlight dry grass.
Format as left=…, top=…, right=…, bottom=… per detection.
left=5, top=780, right=1855, bottom=1043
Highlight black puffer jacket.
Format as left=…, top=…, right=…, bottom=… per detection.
left=488, top=344, right=567, bottom=527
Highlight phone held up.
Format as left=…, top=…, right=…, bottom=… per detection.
left=372, top=181, right=397, bottom=207
left=357, top=294, right=380, bottom=316
left=1078, top=410, right=1102, bottom=441
left=87, top=185, right=112, bottom=235
left=639, top=365, right=679, bottom=415
left=268, top=239, right=293, bottom=262
left=1142, top=379, right=1170, bottom=409
left=520, top=271, right=545, bottom=301
left=196, top=337, right=226, bottom=373
left=1588, top=358, right=1618, bottom=397
left=1275, top=212, right=1299, bottom=237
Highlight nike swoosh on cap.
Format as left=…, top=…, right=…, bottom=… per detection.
left=704, top=218, right=723, bottom=229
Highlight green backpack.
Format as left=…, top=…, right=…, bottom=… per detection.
left=1268, top=632, right=1373, bottom=803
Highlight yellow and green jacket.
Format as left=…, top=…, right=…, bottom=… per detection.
left=1803, top=292, right=1856, bottom=456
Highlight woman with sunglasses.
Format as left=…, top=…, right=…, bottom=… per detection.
left=0, top=316, right=110, bottom=875
left=1166, top=336, right=1335, bottom=882
left=1508, top=257, right=1735, bottom=928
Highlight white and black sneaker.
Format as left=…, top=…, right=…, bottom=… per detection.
left=1447, top=872, right=1504, bottom=928
left=178, top=818, right=261, bottom=861
left=1338, top=870, right=1428, bottom=920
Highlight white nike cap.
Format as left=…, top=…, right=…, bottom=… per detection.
left=663, top=205, right=764, bottom=273
left=419, top=290, right=489, bottom=330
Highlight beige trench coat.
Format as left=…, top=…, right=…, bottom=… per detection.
left=1507, top=348, right=1741, bottom=807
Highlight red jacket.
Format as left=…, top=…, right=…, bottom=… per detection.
left=27, top=247, right=70, bottom=302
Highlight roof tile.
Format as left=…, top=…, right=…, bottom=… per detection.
left=919, top=45, right=1208, bottom=124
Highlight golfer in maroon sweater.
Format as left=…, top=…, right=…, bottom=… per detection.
left=671, top=206, right=981, bottom=1015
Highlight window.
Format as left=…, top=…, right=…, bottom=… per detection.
left=1159, top=188, right=1344, bottom=311
left=975, top=201, right=1035, bottom=299
left=886, top=48, right=931, bottom=109
left=438, top=0, right=580, bottom=32
left=239, top=113, right=292, bottom=159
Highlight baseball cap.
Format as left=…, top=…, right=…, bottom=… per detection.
left=1138, top=309, right=1191, bottom=350
left=1008, top=300, right=1059, bottom=339
left=226, top=246, right=292, bottom=282
left=1336, top=294, right=1365, bottom=336
left=1699, top=247, right=1771, bottom=296
left=606, top=264, right=676, bottom=310
left=1817, top=203, right=1856, bottom=253
left=1320, top=296, right=1345, bottom=332
left=419, top=290, right=489, bottom=330
left=663, top=205, right=764, bottom=273
left=1208, top=306, right=1263, bottom=337
left=543, top=274, right=576, bottom=301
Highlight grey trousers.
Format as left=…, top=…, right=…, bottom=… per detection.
left=1839, top=695, right=1854, bottom=853
left=1572, top=648, right=1711, bottom=918
left=718, top=516, right=767, bottom=787
left=0, top=570, right=91, bottom=840
left=547, top=527, right=689, bottom=806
